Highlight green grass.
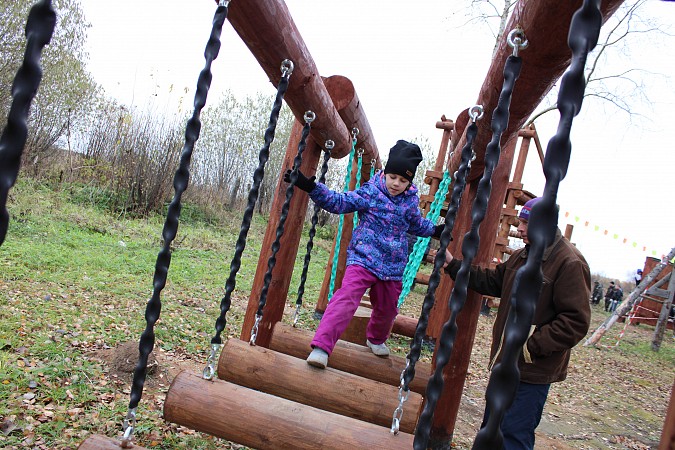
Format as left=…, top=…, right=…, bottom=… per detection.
left=0, top=179, right=331, bottom=449
left=1, top=179, right=672, bottom=449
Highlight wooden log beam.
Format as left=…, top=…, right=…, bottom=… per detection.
left=427, top=1, right=625, bottom=445
left=164, top=371, right=414, bottom=450
left=217, top=339, right=422, bottom=434
left=429, top=135, right=521, bottom=446
left=448, top=0, right=625, bottom=179
left=659, top=378, right=675, bottom=450
left=227, top=1, right=378, bottom=159
left=269, top=322, right=431, bottom=395
left=324, top=75, right=381, bottom=169
left=78, top=435, right=148, bottom=450
left=392, top=313, right=418, bottom=338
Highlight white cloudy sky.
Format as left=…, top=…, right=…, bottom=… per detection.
left=77, top=0, right=675, bottom=281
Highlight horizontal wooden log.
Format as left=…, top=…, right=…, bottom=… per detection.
left=414, top=273, right=431, bottom=286
left=323, top=76, right=380, bottom=168
left=217, top=339, right=422, bottom=433
left=419, top=193, right=449, bottom=207
left=391, top=313, right=418, bottom=338
left=449, top=0, right=625, bottom=180
left=269, top=322, right=430, bottom=395
left=164, top=371, right=414, bottom=450
left=425, top=169, right=445, bottom=180
left=78, top=434, right=148, bottom=450
left=356, top=301, right=418, bottom=338
left=339, top=305, right=372, bottom=345
left=646, top=287, right=670, bottom=298
left=435, top=118, right=455, bottom=131
left=228, top=1, right=378, bottom=160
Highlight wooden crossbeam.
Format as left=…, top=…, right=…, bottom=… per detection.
left=217, top=338, right=422, bottom=433
left=164, top=371, right=415, bottom=450
left=269, top=322, right=431, bottom=395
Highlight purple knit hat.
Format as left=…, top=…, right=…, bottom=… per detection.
left=519, top=197, right=541, bottom=221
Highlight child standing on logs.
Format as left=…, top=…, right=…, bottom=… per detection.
left=285, top=140, right=443, bottom=369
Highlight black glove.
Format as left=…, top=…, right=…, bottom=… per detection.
left=284, top=169, right=316, bottom=193
left=433, top=224, right=453, bottom=240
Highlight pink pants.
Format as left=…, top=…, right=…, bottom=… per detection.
left=311, top=264, right=402, bottom=355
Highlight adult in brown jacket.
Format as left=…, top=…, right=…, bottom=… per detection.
left=444, top=197, right=591, bottom=450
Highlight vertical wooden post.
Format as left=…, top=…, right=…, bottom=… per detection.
left=652, top=270, right=675, bottom=351
left=423, top=117, right=454, bottom=215
left=427, top=135, right=520, bottom=446
left=564, top=224, right=574, bottom=241
left=658, top=379, right=675, bottom=450
left=494, top=133, right=529, bottom=261
left=241, top=120, right=321, bottom=345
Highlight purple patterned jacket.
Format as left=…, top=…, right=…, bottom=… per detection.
left=309, top=171, right=435, bottom=281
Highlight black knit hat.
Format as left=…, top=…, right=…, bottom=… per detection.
left=384, top=140, right=423, bottom=183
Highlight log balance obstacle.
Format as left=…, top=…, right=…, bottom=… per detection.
left=163, top=372, right=414, bottom=450
left=216, top=338, right=423, bottom=433
left=270, top=322, right=431, bottom=395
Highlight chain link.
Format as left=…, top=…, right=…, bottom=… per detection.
left=202, top=343, right=220, bottom=379
left=120, top=408, right=137, bottom=448
left=291, top=304, right=301, bottom=327
left=249, top=315, right=262, bottom=345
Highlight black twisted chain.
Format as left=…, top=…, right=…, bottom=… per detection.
left=128, top=3, right=229, bottom=412
left=0, top=0, right=55, bottom=246
left=402, top=122, right=477, bottom=392
left=415, top=53, right=523, bottom=449
left=473, top=2, right=602, bottom=448
left=210, top=69, right=292, bottom=345
left=255, top=119, right=312, bottom=318
left=295, top=146, right=331, bottom=308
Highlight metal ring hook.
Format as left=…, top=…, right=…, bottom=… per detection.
left=304, top=111, right=316, bottom=124
left=351, top=127, right=360, bottom=137
left=324, top=140, right=335, bottom=150
left=218, top=0, right=231, bottom=7
left=507, top=29, right=528, bottom=57
left=469, top=105, right=484, bottom=123
left=280, top=59, right=294, bottom=77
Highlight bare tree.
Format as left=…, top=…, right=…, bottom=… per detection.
left=525, top=0, right=672, bottom=126
left=464, top=0, right=516, bottom=58
left=460, top=0, right=673, bottom=127
left=197, top=91, right=294, bottom=213
left=1, top=0, right=99, bottom=175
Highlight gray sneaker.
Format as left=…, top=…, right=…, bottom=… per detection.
left=306, top=348, right=328, bottom=369
left=367, top=339, right=390, bottom=357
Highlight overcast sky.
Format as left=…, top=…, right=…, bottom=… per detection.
left=77, top=0, right=675, bottom=282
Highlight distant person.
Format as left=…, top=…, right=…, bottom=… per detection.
left=604, top=281, right=616, bottom=312
left=443, top=197, right=591, bottom=450
left=591, top=281, right=603, bottom=305
left=635, top=269, right=643, bottom=288
left=609, top=281, right=624, bottom=312
left=285, top=140, right=443, bottom=369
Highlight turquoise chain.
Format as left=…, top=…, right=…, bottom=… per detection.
left=328, top=135, right=358, bottom=301
left=398, top=170, right=452, bottom=307
left=352, top=149, right=364, bottom=228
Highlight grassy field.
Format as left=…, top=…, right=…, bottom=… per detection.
left=1, top=179, right=673, bottom=449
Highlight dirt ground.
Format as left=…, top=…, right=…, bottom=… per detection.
left=450, top=309, right=672, bottom=450
left=95, top=304, right=673, bottom=450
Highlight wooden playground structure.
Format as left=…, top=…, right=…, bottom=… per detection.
left=3, top=1, right=674, bottom=450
